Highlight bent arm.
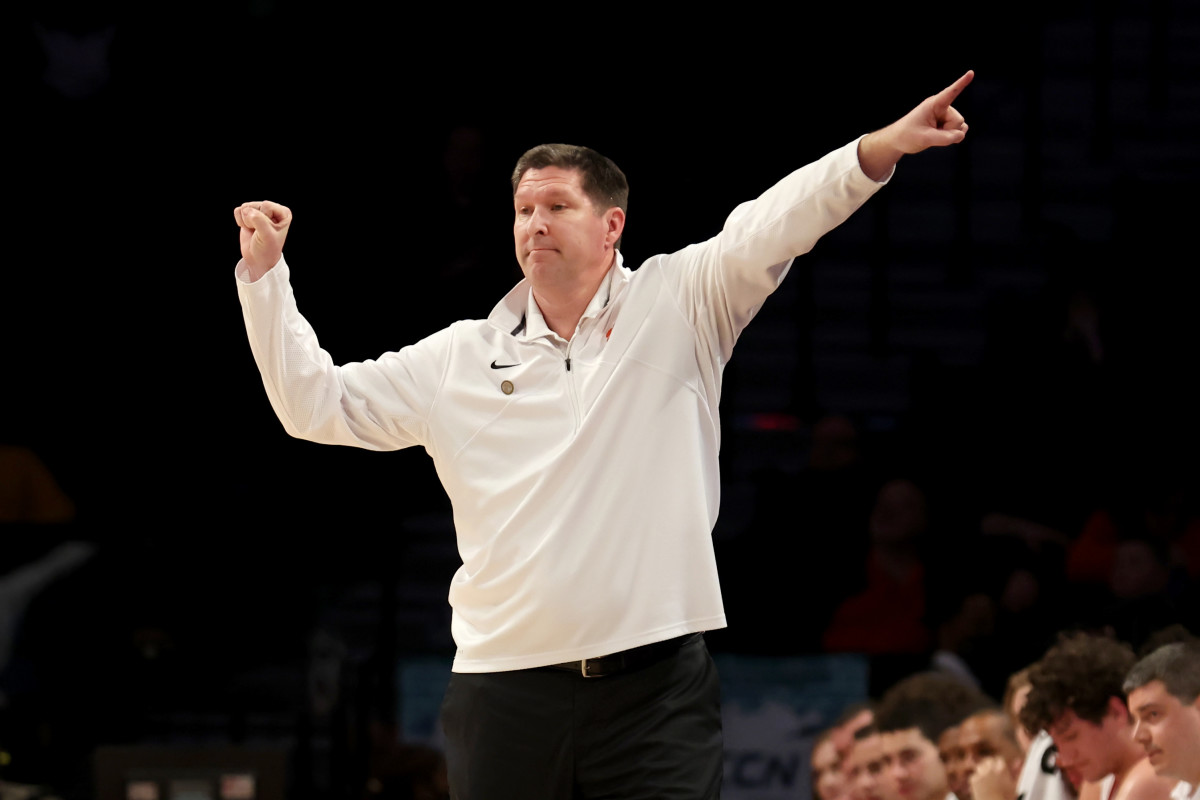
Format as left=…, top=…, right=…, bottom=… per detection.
left=236, top=257, right=444, bottom=450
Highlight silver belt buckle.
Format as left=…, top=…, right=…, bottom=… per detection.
left=581, top=658, right=594, bottom=678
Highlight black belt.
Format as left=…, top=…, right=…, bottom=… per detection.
left=543, top=633, right=700, bottom=678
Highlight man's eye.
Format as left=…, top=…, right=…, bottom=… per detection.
left=553, top=203, right=566, bottom=210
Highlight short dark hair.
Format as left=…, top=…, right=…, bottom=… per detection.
left=1020, top=632, right=1136, bottom=733
left=874, top=672, right=993, bottom=743
left=854, top=723, right=881, bottom=742
left=963, top=708, right=1019, bottom=750
left=1123, top=641, right=1200, bottom=703
left=511, top=144, right=629, bottom=215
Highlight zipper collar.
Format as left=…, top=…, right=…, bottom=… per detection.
left=488, top=251, right=631, bottom=343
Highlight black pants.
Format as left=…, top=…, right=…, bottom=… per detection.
left=440, top=634, right=722, bottom=799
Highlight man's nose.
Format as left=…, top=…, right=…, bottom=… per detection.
left=527, top=207, right=550, bottom=234
left=1131, top=720, right=1149, bottom=744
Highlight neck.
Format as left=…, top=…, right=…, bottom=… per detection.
left=532, top=260, right=612, bottom=340
left=1110, top=736, right=1144, bottom=788
left=533, top=287, right=592, bottom=340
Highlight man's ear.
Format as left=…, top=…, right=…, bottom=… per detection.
left=604, top=207, right=625, bottom=247
left=1108, top=695, right=1130, bottom=723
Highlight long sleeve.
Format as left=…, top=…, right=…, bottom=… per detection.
left=657, top=136, right=886, bottom=362
left=236, top=257, right=449, bottom=451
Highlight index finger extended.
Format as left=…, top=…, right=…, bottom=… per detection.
left=936, top=70, right=975, bottom=108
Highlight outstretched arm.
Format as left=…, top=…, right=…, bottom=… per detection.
left=857, top=70, right=974, bottom=181
left=234, top=200, right=292, bottom=282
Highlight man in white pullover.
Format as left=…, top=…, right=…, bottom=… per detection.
left=234, top=71, right=975, bottom=799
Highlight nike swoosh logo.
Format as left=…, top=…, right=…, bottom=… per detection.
left=490, top=360, right=520, bottom=369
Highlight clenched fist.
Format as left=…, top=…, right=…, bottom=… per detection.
left=969, top=755, right=1018, bottom=800
left=235, top=200, right=292, bottom=282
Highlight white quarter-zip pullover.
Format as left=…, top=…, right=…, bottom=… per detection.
left=237, top=137, right=886, bottom=672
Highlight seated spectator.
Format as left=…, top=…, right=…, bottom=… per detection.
left=1122, top=640, right=1200, bottom=798
left=845, top=724, right=898, bottom=800
left=975, top=662, right=1081, bottom=800
left=1103, top=536, right=1186, bottom=652
left=1068, top=478, right=1200, bottom=587
left=813, top=725, right=850, bottom=800
left=1019, top=632, right=1176, bottom=800
left=944, top=709, right=1023, bottom=800
left=937, top=722, right=965, bottom=799
left=823, top=479, right=934, bottom=656
left=978, top=513, right=1074, bottom=691
left=875, top=672, right=993, bottom=800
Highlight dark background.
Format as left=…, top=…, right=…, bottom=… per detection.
left=3, top=0, right=1199, bottom=796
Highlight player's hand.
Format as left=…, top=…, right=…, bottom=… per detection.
left=234, top=200, right=292, bottom=281
left=858, top=70, right=974, bottom=180
left=969, top=755, right=1017, bottom=800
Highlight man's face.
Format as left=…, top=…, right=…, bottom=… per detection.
left=512, top=167, right=622, bottom=293
left=1046, top=703, right=1126, bottom=783
left=813, top=737, right=847, bottom=800
left=1128, top=679, right=1200, bottom=784
left=937, top=725, right=967, bottom=800
left=845, top=734, right=893, bottom=800
left=880, top=728, right=947, bottom=800
left=953, top=713, right=1023, bottom=800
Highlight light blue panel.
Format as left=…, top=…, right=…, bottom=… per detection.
left=716, top=653, right=869, bottom=800
left=396, top=655, right=453, bottom=746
